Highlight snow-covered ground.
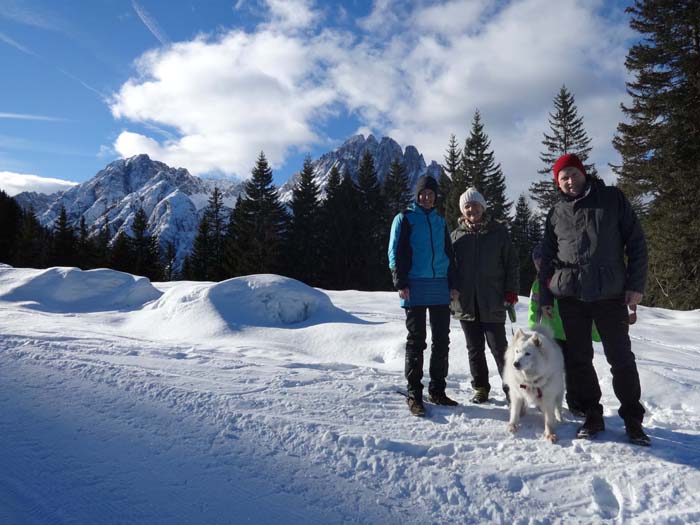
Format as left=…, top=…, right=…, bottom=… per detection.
left=0, top=264, right=698, bottom=524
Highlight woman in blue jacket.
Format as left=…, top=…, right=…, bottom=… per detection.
left=388, top=175, right=459, bottom=417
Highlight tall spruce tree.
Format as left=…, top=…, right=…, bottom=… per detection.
left=202, top=187, right=227, bottom=281
left=15, top=207, right=49, bottom=269
left=510, top=195, right=542, bottom=296
left=190, top=214, right=211, bottom=281
left=109, top=231, right=134, bottom=274
left=131, top=207, right=162, bottom=281
left=229, top=152, right=289, bottom=276
left=75, top=216, right=93, bottom=269
left=222, top=195, right=245, bottom=278
left=461, top=110, right=511, bottom=223
left=0, top=190, right=22, bottom=264
left=382, top=158, right=412, bottom=218
left=319, top=167, right=359, bottom=289
left=531, top=86, right=597, bottom=213
left=612, top=0, right=700, bottom=309
left=441, top=134, right=461, bottom=226
left=51, top=205, right=76, bottom=267
left=286, top=156, right=322, bottom=285
left=355, top=151, right=389, bottom=290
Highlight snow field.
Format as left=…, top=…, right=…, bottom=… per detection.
left=1, top=265, right=699, bottom=524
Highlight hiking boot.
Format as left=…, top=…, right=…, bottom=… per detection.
left=470, top=387, right=489, bottom=404
left=428, top=392, right=459, bottom=406
left=407, top=396, right=426, bottom=417
left=625, top=419, right=651, bottom=447
left=576, top=410, right=605, bottom=439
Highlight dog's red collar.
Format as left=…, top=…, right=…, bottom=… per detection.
left=519, top=384, right=543, bottom=399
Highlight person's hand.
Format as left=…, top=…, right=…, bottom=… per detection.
left=504, top=291, right=518, bottom=305
left=399, top=288, right=410, bottom=300
left=628, top=303, right=638, bottom=325
left=625, top=290, right=643, bottom=306
left=541, top=305, right=554, bottom=319
left=450, top=289, right=460, bottom=301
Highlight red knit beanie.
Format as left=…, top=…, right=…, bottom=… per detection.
left=552, top=154, right=586, bottom=182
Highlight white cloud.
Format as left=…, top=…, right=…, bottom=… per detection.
left=111, top=28, right=335, bottom=176
left=110, top=0, right=632, bottom=197
left=263, top=0, right=320, bottom=31
left=0, top=171, right=78, bottom=196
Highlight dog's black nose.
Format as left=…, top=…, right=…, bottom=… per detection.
left=513, top=361, right=521, bottom=370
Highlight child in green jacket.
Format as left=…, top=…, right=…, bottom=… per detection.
left=529, top=243, right=600, bottom=417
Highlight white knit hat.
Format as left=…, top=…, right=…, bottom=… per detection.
left=459, top=187, right=487, bottom=212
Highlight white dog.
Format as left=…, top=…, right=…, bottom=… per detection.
left=504, top=326, right=565, bottom=443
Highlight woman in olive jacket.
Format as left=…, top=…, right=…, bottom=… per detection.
left=451, top=187, right=519, bottom=403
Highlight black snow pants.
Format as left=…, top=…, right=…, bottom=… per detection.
left=558, top=297, right=645, bottom=423
left=404, top=305, right=451, bottom=399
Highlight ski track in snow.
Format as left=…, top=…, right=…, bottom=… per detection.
left=1, top=269, right=700, bottom=524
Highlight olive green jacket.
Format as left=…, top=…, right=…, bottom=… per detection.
left=450, top=217, right=519, bottom=323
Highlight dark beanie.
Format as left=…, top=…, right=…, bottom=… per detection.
left=415, top=175, right=438, bottom=198
left=552, top=153, right=586, bottom=182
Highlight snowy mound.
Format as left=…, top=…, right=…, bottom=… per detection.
left=138, top=274, right=357, bottom=338
left=0, top=266, right=162, bottom=312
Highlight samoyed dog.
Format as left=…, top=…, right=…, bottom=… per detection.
left=504, top=326, right=565, bottom=443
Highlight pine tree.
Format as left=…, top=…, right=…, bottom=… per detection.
left=0, top=190, right=22, bottom=264
left=94, top=216, right=112, bottom=269
left=355, top=151, right=389, bottom=290
left=531, top=86, right=597, bottom=212
left=190, top=214, right=211, bottom=281
left=612, top=0, right=700, bottom=309
left=14, top=207, right=50, bottom=269
left=382, top=158, right=412, bottom=218
left=75, top=216, right=94, bottom=269
left=222, top=195, right=245, bottom=278
left=510, top=195, right=541, bottom=296
left=319, top=167, right=359, bottom=289
left=462, top=110, right=511, bottom=223
left=109, top=232, right=134, bottom=274
left=286, top=156, right=322, bottom=285
left=162, top=241, right=177, bottom=281
left=130, top=207, right=162, bottom=281
left=51, top=205, right=77, bottom=267
left=441, top=134, right=461, bottom=226
left=203, top=187, right=227, bottom=281
left=229, top=152, right=289, bottom=276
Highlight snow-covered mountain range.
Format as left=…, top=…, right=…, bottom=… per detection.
left=14, top=134, right=442, bottom=266
left=278, top=134, right=442, bottom=201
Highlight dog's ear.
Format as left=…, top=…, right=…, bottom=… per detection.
left=532, top=334, right=542, bottom=347
left=514, top=328, right=525, bottom=342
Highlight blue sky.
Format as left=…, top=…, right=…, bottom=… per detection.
left=1, top=0, right=634, bottom=200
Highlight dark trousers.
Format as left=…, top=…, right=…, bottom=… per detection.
left=404, top=305, right=451, bottom=399
left=558, top=297, right=645, bottom=423
left=556, top=339, right=584, bottom=412
left=459, top=320, right=508, bottom=395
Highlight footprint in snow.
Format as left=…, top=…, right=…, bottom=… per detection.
left=591, top=476, right=621, bottom=520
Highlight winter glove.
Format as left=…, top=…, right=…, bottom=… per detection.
left=504, top=291, right=518, bottom=305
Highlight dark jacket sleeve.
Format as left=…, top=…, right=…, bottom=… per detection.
left=617, top=189, right=648, bottom=294
left=444, top=225, right=457, bottom=290
left=539, top=208, right=557, bottom=308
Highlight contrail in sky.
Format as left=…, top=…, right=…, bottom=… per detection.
left=131, top=0, right=170, bottom=45
left=0, top=32, right=105, bottom=99
left=0, top=112, right=65, bottom=121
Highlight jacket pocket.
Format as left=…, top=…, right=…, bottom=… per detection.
left=549, top=268, right=578, bottom=298
left=598, top=264, right=625, bottom=298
